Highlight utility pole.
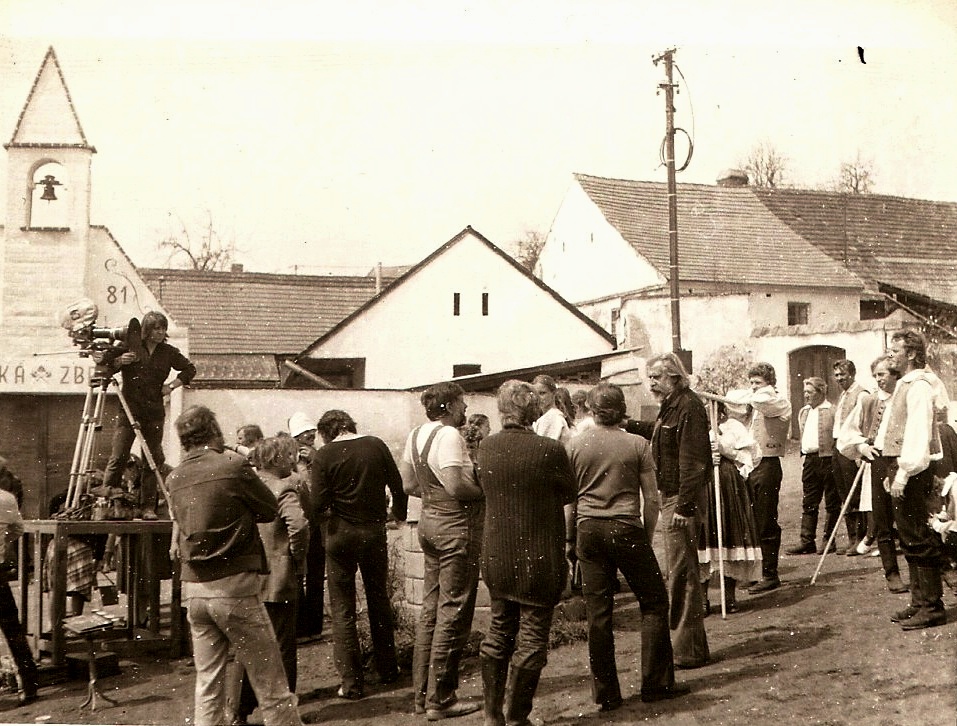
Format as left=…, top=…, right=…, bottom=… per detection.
left=654, top=48, right=682, bottom=354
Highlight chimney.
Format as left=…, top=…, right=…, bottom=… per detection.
left=231, top=263, right=244, bottom=273
left=716, top=169, right=749, bottom=188
left=375, top=262, right=382, bottom=294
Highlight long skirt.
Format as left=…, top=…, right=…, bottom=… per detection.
left=698, top=459, right=762, bottom=583
left=43, top=537, right=96, bottom=600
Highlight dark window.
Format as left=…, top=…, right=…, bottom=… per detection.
left=788, top=302, right=810, bottom=326
left=481, top=292, right=489, bottom=316
left=860, top=299, right=887, bottom=320
left=453, top=292, right=460, bottom=316
left=610, top=308, right=620, bottom=337
left=453, top=364, right=481, bottom=377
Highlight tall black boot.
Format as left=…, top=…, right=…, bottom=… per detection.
left=786, top=513, right=818, bottom=554
left=844, top=512, right=861, bottom=555
left=504, top=666, right=541, bottom=726
left=723, top=577, right=737, bottom=613
left=481, top=656, right=508, bottom=726
left=891, top=562, right=922, bottom=622
left=901, top=566, right=947, bottom=630
left=749, top=541, right=780, bottom=593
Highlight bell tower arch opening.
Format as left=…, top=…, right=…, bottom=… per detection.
left=29, top=160, right=70, bottom=229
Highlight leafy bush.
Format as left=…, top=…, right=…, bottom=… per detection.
left=694, top=343, right=756, bottom=396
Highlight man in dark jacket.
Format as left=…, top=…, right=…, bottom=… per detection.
left=167, top=405, right=302, bottom=726
left=103, top=311, right=196, bottom=519
left=626, top=352, right=710, bottom=670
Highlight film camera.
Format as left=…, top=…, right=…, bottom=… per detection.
left=60, top=298, right=143, bottom=377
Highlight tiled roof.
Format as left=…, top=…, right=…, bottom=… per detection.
left=139, top=268, right=393, bottom=355
left=754, top=188, right=957, bottom=305
left=574, top=173, right=863, bottom=290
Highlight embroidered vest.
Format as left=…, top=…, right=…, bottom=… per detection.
left=751, top=410, right=790, bottom=458
left=862, top=393, right=886, bottom=444
left=881, top=374, right=942, bottom=459
left=798, top=404, right=835, bottom=456
left=835, top=382, right=866, bottom=429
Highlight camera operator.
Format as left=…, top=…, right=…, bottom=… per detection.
left=102, top=311, right=196, bottom=520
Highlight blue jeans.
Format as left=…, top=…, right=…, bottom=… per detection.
left=659, top=494, right=709, bottom=667
left=325, top=517, right=398, bottom=697
left=187, top=594, right=301, bottom=726
left=576, top=517, right=674, bottom=705
left=412, top=506, right=482, bottom=710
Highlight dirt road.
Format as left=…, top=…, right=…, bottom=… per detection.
left=3, top=453, right=954, bottom=725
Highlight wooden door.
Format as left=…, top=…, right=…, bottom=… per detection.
left=787, top=345, right=846, bottom=439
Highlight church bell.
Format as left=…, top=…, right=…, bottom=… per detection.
left=38, top=174, right=60, bottom=201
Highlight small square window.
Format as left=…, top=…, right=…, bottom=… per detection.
left=453, top=364, right=481, bottom=377
left=788, top=302, right=810, bottom=326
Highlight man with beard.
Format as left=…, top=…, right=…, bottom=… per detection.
left=401, top=382, right=484, bottom=720
left=877, top=330, right=949, bottom=630
left=626, top=352, right=710, bottom=670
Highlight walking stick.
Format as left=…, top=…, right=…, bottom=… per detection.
left=708, top=399, right=727, bottom=618
left=810, top=462, right=865, bottom=585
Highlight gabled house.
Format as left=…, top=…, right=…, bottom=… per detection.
left=538, top=172, right=912, bottom=429
left=139, top=268, right=394, bottom=388
left=297, top=226, right=617, bottom=390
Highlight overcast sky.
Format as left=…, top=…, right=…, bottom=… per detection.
left=1, top=0, right=955, bottom=274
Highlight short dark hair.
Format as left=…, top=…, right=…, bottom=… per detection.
left=175, top=405, right=223, bottom=451
left=317, top=409, right=358, bottom=444
left=891, top=329, right=927, bottom=368
left=237, top=424, right=264, bottom=447
left=532, top=374, right=557, bottom=392
left=421, top=382, right=465, bottom=421
left=833, top=359, right=856, bottom=377
left=748, top=362, right=777, bottom=387
left=587, top=383, right=628, bottom=426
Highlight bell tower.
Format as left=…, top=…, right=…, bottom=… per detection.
left=2, top=47, right=96, bottom=328
left=5, top=46, right=95, bottom=232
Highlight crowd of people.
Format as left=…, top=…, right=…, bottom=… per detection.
left=0, top=328, right=955, bottom=723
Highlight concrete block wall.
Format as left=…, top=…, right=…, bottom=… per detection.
left=399, top=520, right=490, bottom=615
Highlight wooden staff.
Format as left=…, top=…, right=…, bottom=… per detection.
left=707, top=398, right=727, bottom=619
left=810, top=462, right=865, bottom=585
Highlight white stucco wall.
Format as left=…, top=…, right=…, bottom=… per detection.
left=538, top=182, right=662, bottom=303
left=175, top=389, right=499, bottom=468
left=307, top=231, right=614, bottom=389
left=0, top=227, right=185, bottom=394
left=748, top=289, right=862, bottom=329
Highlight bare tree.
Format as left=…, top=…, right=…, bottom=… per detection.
left=835, top=152, right=875, bottom=194
left=159, top=210, right=236, bottom=271
left=742, top=140, right=788, bottom=189
left=512, top=228, right=547, bottom=272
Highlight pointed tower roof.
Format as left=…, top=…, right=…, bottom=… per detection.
left=5, top=47, right=94, bottom=150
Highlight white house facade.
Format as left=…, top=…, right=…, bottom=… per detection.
left=300, top=226, right=616, bottom=390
